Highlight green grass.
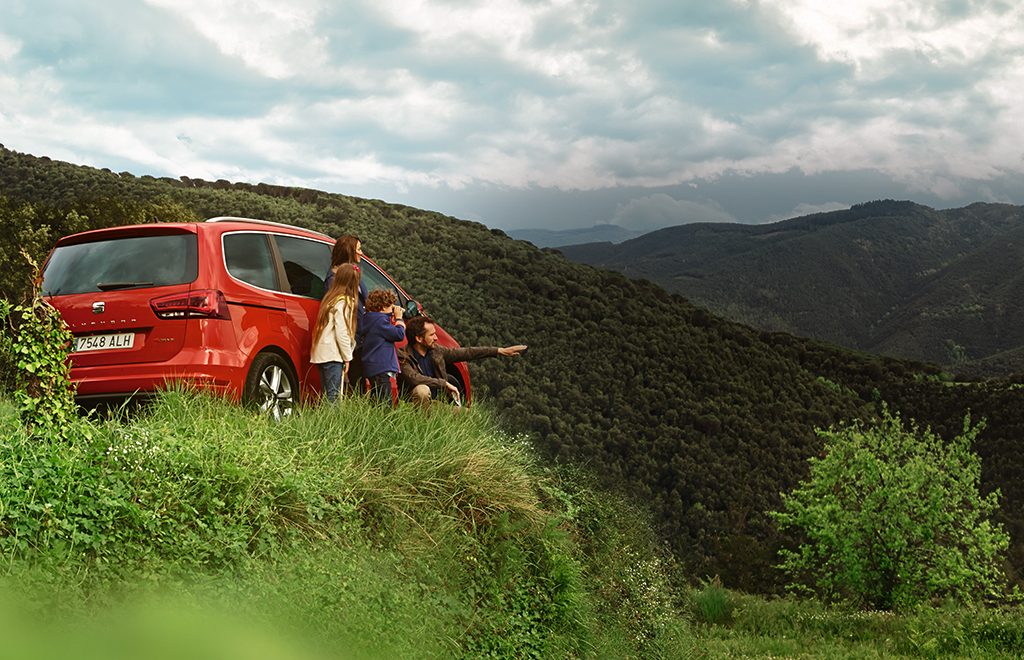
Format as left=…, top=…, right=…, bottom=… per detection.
left=695, top=593, right=1024, bottom=658
left=0, top=390, right=689, bottom=658
left=1, top=390, right=1022, bottom=658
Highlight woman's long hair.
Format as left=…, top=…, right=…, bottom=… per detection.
left=331, top=235, right=361, bottom=268
left=313, top=263, right=360, bottom=345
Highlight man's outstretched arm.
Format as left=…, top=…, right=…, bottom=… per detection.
left=442, top=345, right=528, bottom=362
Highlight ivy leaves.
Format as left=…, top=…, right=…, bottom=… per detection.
left=0, top=265, right=79, bottom=441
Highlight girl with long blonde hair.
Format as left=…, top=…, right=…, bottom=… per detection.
left=311, top=263, right=360, bottom=402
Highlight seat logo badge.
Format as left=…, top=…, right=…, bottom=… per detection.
left=92, top=301, right=105, bottom=314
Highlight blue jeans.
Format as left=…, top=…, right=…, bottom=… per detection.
left=318, top=362, right=345, bottom=403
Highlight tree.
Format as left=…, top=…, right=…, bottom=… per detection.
left=771, top=408, right=1010, bottom=610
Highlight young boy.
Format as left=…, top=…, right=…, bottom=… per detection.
left=358, top=289, right=406, bottom=404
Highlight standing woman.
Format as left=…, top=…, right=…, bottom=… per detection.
left=325, top=235, right=368, bottom=324
left=325, top=235, right=369, bottom=391
left=311, top=263, right=360, bottom=403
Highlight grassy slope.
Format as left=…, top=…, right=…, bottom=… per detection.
left=2, top=393, right=1024, bottom=659
left=0, top=391, right=691, bottom=658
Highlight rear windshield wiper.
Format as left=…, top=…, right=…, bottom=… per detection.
left=96, top=281, right=154, bottom=291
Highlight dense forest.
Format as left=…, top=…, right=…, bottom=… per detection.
left=2, top=145, right=1023, bottom=593
left=558, top=201, right=1024, bottom=374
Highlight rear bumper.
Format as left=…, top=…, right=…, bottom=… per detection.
left=71, top=363, right=241, bottom=401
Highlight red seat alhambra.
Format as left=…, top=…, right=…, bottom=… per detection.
left=40, top=217, right=470, bottom=418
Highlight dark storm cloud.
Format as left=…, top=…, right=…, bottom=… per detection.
left=0, top=0, right=1020, bottom=232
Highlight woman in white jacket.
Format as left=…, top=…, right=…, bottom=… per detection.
left=311, top=263, right=360, bottom=402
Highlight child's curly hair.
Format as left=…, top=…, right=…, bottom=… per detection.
left=365, top=288, right=397, bottom=312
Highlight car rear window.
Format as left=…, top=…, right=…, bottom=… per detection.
left=223, top=233, right=278, bottom=291
left=274, top=234, right=331, bottom=298
left=41, top=234, right=199, bottom=296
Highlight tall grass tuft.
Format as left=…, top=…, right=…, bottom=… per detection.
left=692, top=575, right=736, bottom=625
left=0, top=388, right=694, bottom=657
left=282, top=398, right=545, bottom=545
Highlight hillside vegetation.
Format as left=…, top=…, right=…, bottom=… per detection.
left=0, top=303, right=1019, bottom=658
left=0, top=389, right=695, bottom=657
left=5, top=392, right=1024, bottom=658
left=558, top=200, right=1024, bottom=373
left=3, top=146, right=1024, bottom=594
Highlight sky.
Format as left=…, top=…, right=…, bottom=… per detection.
left=1, top=0, right=1022, bottom=233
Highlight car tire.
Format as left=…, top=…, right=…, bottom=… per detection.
left=244, top=352, right=296, bottom=421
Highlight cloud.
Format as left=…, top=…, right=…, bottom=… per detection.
left=611, top=194, right=736, bottom=230
left=761, top=0, right=1023, bottom=67
left=3, top=0, right=282, bottom=117
left=144, top=0, right=330, bottom=80
left=0, top=33, right=20, bottom=61
left=0, top=0, right=1022, bottom=228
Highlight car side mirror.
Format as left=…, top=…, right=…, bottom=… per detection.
left=405, top=300, right=421, bottom=318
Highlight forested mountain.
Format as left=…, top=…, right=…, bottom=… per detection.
left=3, top=145, right=1024, bottom=592
left=558, top=201, right=1024, bottom=373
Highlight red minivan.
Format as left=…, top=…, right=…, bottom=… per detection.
left=40, top=217, right=470, bottom=418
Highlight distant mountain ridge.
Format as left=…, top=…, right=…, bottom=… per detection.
left=508, top=224, right=644, bottom=247
left=559, top=200, right=1024, bottom=373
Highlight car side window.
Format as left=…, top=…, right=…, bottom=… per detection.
left=274, top=235, right=331, bottom=299
left=361, top=260, right=404, bottom=303
left=223, top=233, right=277, bottom=291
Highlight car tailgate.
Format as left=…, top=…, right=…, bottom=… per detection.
left=56, top=284, right=191, bottom=367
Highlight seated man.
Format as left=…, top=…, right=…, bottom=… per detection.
left=399, top=316, right=527, bottom=407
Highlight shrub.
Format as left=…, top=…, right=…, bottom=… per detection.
left=771, top=407, right=1010, bottom=610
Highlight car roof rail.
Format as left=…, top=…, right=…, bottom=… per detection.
left=205, top=216, right=333, bottom=240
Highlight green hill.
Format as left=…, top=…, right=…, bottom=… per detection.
left=558, top=200, right=1024, bottom=372
left=3, top=146, right=1024, bottom=593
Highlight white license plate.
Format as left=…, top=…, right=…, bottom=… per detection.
left=74, top=333, right=135, bottom=352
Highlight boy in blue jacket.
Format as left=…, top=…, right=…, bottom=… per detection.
left=359, top=289, right=406, bottom=404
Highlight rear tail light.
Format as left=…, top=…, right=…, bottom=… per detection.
left=150, top=290, right=231, bottom=320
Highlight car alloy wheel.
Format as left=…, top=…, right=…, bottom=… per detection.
left=245, top=353, right=295, bottom=421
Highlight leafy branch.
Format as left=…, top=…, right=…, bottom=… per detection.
left=0, top=249, right=79, bottom=439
